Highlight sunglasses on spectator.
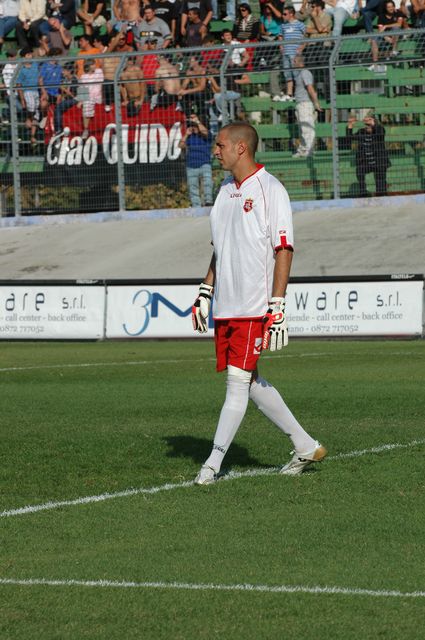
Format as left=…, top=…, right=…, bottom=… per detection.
left=240, top=7, right=248, bottom=11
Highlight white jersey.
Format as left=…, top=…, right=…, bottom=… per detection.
left=210, top=165, right=294, bottom=320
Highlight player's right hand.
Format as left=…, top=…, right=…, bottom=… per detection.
left=192, top=282, right=214, bottom=333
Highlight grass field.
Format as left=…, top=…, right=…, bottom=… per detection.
left=1, top=339, right=424, bottom=639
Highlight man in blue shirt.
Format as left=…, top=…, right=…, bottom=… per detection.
left=178, top=114, right=213, bottom=207
left=16, top=47, right=40, bottom=145
left=277, top=6, right=305, bottom=101
left=39, top=47, right=63, bottom=127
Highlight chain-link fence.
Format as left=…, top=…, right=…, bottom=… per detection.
left=1, top=29, right=424, bottom=216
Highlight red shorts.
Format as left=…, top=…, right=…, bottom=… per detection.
left=214, top=319, right=264, bottom=372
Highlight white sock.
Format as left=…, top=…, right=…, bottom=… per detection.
left=249, top=376, right=316, bottom=453
left=205, top=366, right=252, bottom=473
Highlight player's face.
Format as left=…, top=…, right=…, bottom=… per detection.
left=214, top=130, right=239, bottom=171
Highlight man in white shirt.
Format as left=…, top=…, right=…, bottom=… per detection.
left=192, top=122, right=326, bottom=485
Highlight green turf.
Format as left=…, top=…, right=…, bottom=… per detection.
left=0, top=339, right=424, bottom=639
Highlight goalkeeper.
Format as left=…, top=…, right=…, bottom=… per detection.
left=192, top=122, right=326, bottom=485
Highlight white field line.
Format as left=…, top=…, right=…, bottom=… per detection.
left=1, top=438, right=424, bottom=519
left=0, top=350, right=421, bottom=374
left=0, top=577, right=424, bottom=599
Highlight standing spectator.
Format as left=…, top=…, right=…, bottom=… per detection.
left=292, top=53, right=322, bottom=157
left=54, top=61, right=78, bottom=133
left=184, top=7, right=207, bottom=46
left=39, top=47, right=63, bottom=127
left=377, top=0, right=410, bottom=57
left=102, top=27, right=133, bottom=111
left=150, top=0, right=177, bottom=43
left=324, top=0, right=357, bottom=38
left=120, top=56, right=146, bottom=116
left=346, top=112, right=390, bottom=197
left=136, top=4, right=172, bottom=48
left=192, top=122, right=326, bottom=485
left=76, top=33, right=102, bottom=77
left=141, top=37, right=161, bottom=99
left=1, top=48, right=24, bottom=123
left=232, top=3, right=260, bottom=41
left=181, top=0, right=213, bottom=40
left=274, top=6, right=305, bottom=102
left=177, top=54, right=208, bottom=118
left=0, top=0, right=19, bottom=53
left=77, top=57, right=104, bottom=139
left=16, top=46, right=40, bottom=145
left=16, top=0, right=49, bottom=49
left=45, top=0, right=76, bottom=27
left=178, top=113, right=213, bottom=207
left=40, top=16, right=72, bottom=55
left=110, top=0, right=141, bottom=36
left=77, top=0, right=108, bottom=35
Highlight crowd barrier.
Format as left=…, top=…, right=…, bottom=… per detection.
left=0, top=29, right=424, bottom=216
left=0, top=275, right=423, bottom=339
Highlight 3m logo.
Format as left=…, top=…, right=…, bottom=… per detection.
left=243, top=198, right=254, bottom=212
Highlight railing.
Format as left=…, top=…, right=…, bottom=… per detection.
left=1, top=29, right=424, bottom=216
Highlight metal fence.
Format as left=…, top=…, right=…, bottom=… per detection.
left=1, top=29, right=424, bottom=216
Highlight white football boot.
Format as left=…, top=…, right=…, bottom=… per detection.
left=280, top=442, right=327, bottom=476
left=194, top=465, right=217, bottom=485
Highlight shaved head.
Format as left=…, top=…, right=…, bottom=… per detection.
left=220, top=122, right=259, bottom=156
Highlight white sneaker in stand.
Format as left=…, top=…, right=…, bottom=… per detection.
left=194, top=465, right=216, bottom=485
left=280, top=442, right=327, bottom=476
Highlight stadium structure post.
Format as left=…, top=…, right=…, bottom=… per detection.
left=219, top=45, right=235, bottom=127
left=113, top=54, right=128, bottom=213
left=329, top=39, right=341, bottom=200
left=9, top=62, right=23, bottom=217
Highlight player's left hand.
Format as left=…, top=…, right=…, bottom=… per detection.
left=262, top=297, right=288, bottom=351
left=192, top=282, right=214, bottom=333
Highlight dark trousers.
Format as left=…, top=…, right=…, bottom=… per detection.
left=54, top=97, right=77, bottom=132
left=356, top=165, right=388, bottom=196
left=16, top=18, right=47, bottom=47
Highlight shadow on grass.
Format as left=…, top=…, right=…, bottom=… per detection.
left=163, top=435, right=264, bottom=469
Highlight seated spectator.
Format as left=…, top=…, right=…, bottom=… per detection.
left=377, top=0, right=410, bottom=57
left=302, top=0, right=332, bottom=65
left=232, top=3, right=260, bottom=41
left=208, top=68, right=243, bottom=121
left=0, top=0, right=19, bottom=53
left=136, top=4, right=172, bottom=48
left=46, top=0, right=76, bottom=28
left=346, top=112, right=390, bottom=197
left=76, top=34, right=103, bottom=77
left=177, top=54, right=209, bottom=118
left=184, top=7, right=207, bottom=46
left=200, top=33, right=223, bottom=72
left=77, top=0, right=108, bottom=36
left=361, top=0, right=382, bottom=35
left=16, top=46, right=40, bottom=145
left=1, top=48, right=24, bottom=123
left=181, top=0, right=212, bottom=40
left=150, top=0, right=178, bottom=44
left=221, top=28, right=250, bottom=73
left=150, top=53, right=181, bottom=109
left=54, top=61, right=78, bottom=133
left=255, top=3, right=281, bottom=69
left=40, top=16, right=72, bottom=55
left=77, top=58, right=104, bottom=139
left=102, top=27, right=134, bottom=111
left=324, top=0, right=357, bottom=38
left=120, top=56, right=146, bottom=117
left=16, top=0, right=49, bottom=49
left=141, top=37, right=161, bottom=98
left=39, top=47, right=63, bottom=127
left=178, top=113, right=213, bottom=207
left=411, top=0, right=425, bottom=28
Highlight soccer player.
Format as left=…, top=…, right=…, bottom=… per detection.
left=192, top=122, right=326, bottom=485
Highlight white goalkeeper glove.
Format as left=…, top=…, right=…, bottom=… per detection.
left=262, top=296, right=288, bottom=351
left=192, top=282, right=214, bottom=333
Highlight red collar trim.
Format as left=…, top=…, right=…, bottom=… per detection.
left=234, top=164, right=264, bottom=189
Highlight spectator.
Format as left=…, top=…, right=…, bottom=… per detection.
left=185, top=7, right=207, bottom=46
left=150, top=0, right=178, bottom=43
left=346, top=112, right=390, bottom=197
left=302, top=0, right=332, bottom=65
left=76, top=34, right=102, bottom=77
left=120, top=56, right=146, bottom=117
left=255, top=2, right=282, bottom=69
left=200, top=33, right=223, bottom=72
left=45, top=0, right=76, bottom=27
left=219, top=0, right=235, bottom=22
left=377, top=0, right=410, bottom=57
left=136, top=4, right=172, bottom=48
left=274, top=6, right=305, bottom=102
left=77, top=0, right=108, bottom=35
left=102, top=27, right=134, bottom=111
left=221, top=27, right=250, bottom=70
left=111, top=0, right=142, bottom=39
left=16, top=46, right=40, bottom=145
left=232, top=3, right=260, bottom=41
left=361, top=0, right=382, bottom=34
left=77, top=57, right=104, bottom=139
left=54, top=61, right=78, bottom=133
left=208, top=68, right=243, bottom=122
left=1, top=48, right=24, bottom=124
left=150, top=53, right=181, bottom=109
left=39, top=47, right=63, bottom=127
left=324, top=0, right=357, bottom=38
left=411, top=0, right=425, bottom=27
left=177, top=54, right=208, bottom=118
left=40, top=16, right=73, bottom=55
left=16, top=0, right=49, bottom=49
left=0, top=0, right=19, bottom=53
left=178, top=113, right=213, bottom=207
left=181, top=0, right=212, bottom=39
left=292, top=53, right=322, bottom=157
left=141, top=37, right=161, bottom=98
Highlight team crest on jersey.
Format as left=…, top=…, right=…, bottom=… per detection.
left=243, top=197, right=254, bottom=213
left=253, top=337, right=262, bottom=355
